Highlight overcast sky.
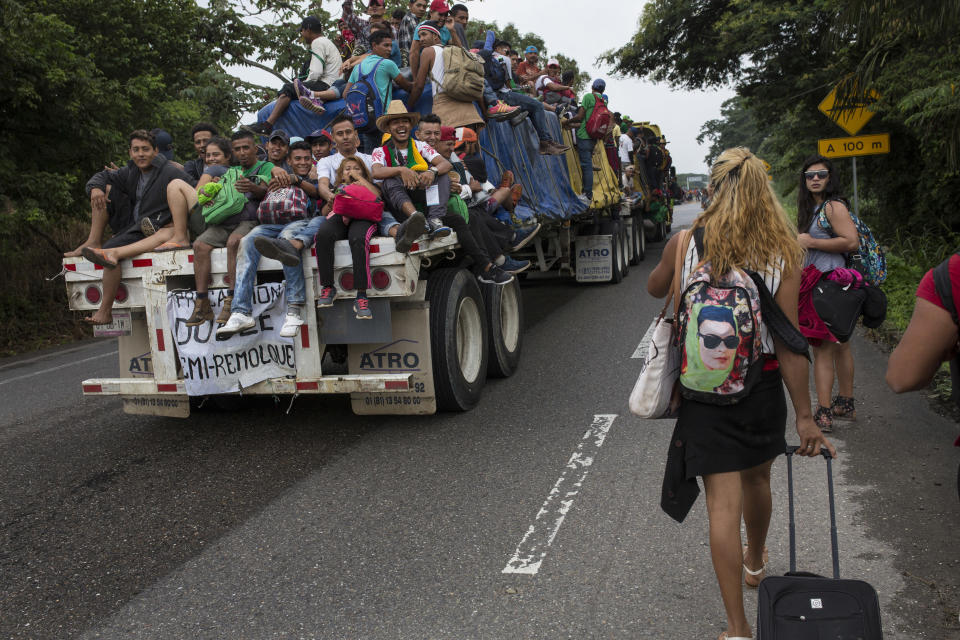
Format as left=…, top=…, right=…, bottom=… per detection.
left=238, top=0, right=735, bottom=173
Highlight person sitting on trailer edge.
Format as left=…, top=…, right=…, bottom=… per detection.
left=183, top=122, right=219, bottom=183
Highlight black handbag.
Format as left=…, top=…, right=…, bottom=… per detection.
left=812, top=279, right=866, bottom=343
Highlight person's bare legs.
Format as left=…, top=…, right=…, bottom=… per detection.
left=812, top=342, right=837, bottom=408
left=225, top=232, right=245, bottom=289
left=704, top=471, right=752, bottom=639
left=193, top=240, right=214, bottom=294
left=267, top=95, right=292, bottom=125
left=84, top=228, right=174, bottom=324
left=834, top=341, right=854, bottom=398
left=741, top=459, right=775, bottom=579
left=164, top=179, right=196, bottom=247
left=66, top=186, right=113, bottom=256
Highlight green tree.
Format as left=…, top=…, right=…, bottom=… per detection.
left=697, top=97, right=766, bottom=166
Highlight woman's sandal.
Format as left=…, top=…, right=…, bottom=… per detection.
left=717, top=632, right=752, bottom=640
left=814, top=405, right=833, bottom=433
left=742, top=544, right=769, bottom=588
left=831, top=395, right=857, bottom=421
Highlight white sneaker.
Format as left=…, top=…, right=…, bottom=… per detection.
left=216, top=312, right=255, bottom=337
left=279, top=308, right=305, bottom=337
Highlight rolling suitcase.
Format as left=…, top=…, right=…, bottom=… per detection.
left=756, top=446, right=883, bottom=639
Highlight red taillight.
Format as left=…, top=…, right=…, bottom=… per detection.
left=82, top=384, right=103, bottom=393
left=384, top=380, right=409, bottom=390
left=371, top=269, right=390, bottom=290
left=296, top=381, right=319, bottom=391
left=409, top=242, right=420, bottom=252
left=115, top=284, right=129, bottom=303
left=369, top=243, right=381, bottom=254
left=339, top=271, right=355, bottom=291
left=84, top=286, right=102, bottom=304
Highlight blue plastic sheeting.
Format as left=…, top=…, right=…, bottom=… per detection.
left=478, top=111, right=588, bottom=223
left=254, top=86, right=435, bottom=140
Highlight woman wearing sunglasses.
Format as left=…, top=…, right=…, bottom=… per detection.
left=796, top=155, right=861, bottom=432
left=647, top=147, right=834, bottom=640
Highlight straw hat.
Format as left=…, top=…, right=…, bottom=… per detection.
left=376, top=101, right=421, bottom=133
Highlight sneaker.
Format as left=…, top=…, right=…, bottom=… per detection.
left=509, top=184, right=523, bottom=210
left=294, top=78, right=313, bottom=98
left=511, top=223, right=541, bottom=251
left=254, top=236, right=301, bottom=266
left=185, top=297, right=214, bottom=326
left=577, top=193, right=592, bottom=206
left=354, top=296, right=373, bottom=320
left=477, top=264, right=513, bottom=285
left=215, top=296, right=233, bottom=324
left=240, top=121, right=272, bottom=136
left=317, top=286, right=336, bottom=308
left=298, top=95, right=326, bottom=115
left=395, top=211, right=427, bottom=253
left=538, top=140, right=555, bottom=155
left=508, top=109, right=529, bottom=127
left=216, top=311, right=255, bottom=337
left=279, top=306, right=305, bottom=337
left=498, top=170, right=515, bottom=189
left=140, top=217, right=158, bottom=237
left=487, top=101, right=520, bottom=121
left=427, top=217, right=451, bottom=240
left=501, top=256, right=531, bottom=274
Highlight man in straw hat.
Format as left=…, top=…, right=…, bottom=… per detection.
left=370, top=100, right=454, bottom=240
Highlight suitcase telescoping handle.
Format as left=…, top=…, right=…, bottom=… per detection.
left=785, top=445, right=840, bottom=579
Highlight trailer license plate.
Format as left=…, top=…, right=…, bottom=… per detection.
left=94, top=311, right=132, bottom=337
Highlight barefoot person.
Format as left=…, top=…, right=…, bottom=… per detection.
left=646, top=147, right=835, bottom=640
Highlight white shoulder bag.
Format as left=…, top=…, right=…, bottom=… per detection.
left=629, top=230, right=689, bottom=418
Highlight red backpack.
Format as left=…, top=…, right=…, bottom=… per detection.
left=585, top=95, right=612, bottom=140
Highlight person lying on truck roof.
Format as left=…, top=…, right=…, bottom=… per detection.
left=485, top=39, right=568, bottom=156
left=78, top=130, right=200, bottom=324
left=71, top=129, right=195, bottom=262
left=256, top=114, right=426, bottom=263
left=217, top=141, right=320, bottom=338
left=242, top=16, right=345, bottom=135
left=370, top=101, right=454, bottom=240
left=408, top=22, right=485, bottom=131
left=183, top=122, right=219, bottom=183
left=431, top=125, right=531, bottom=275
left=187, top=130, right=278, bottom=326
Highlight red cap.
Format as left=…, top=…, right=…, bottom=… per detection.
left=440, top=126, right=457, bottom=141
left=429, top=0, right=450, bottom=13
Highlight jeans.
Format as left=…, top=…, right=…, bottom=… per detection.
left=500, top=90, right=552, bottom=143
left=576, top=137, right=597, bottom=198
left=286, top=216, right=327, bottom=248
left=483, top=79, right=498, bottom=109
left=379, top=209, right=400, bottom=237
left=232, top=222, right=310, bottom=316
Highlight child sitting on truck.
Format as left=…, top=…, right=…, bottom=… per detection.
left=315, top=157, right=383, bottom=320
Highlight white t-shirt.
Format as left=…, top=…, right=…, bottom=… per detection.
left=308, top=36, right=343, bottom=86
left=370, top=139, right=439, bottom=167
left=427, top=44, right=446, bottom=96
left=316, top=152, right=376, bottom=186
left=618, top=133, right=633, bottom=164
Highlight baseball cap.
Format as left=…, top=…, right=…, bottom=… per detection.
left=300, top=16, right=323, bottom=31
left=524, top=45, right=538, bottom=54
left=289, top=136, right=304, bottom=144
left=454, top=126, right=477, bottom=148
left=546, top=58, right=560, bottom=68
left=429, top=0, right=450, bottom=13
left=269, top=130, right=290, bottom=144
left=150, top=128, right=174, bottom=160
left=306, top=129, right=332, bottom=143
left=592, top=78, right=606, bottom=92
left=440, top=126, right=457, bottom=141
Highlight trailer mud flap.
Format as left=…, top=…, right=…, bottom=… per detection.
left=349, top=302, right=436, bottom=415
left=575, top=235, right=613, bottom=282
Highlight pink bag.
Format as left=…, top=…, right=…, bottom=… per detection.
left=331, top=183, right=383, bottom=222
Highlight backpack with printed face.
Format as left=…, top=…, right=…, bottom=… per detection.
left=585, top=95, right=613, bottom=140
left=676, top=233, right=765, bottom=404
left=438, top=46, right=485, bottom=103
left=817, top=199, right=887, bottom=285
left=344, top=58, right=386, bottom=133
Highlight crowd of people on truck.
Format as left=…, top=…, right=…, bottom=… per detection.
left=68, top=0, right=670, bottom=334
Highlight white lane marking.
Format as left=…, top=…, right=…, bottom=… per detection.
left=631, top=317, right=659, bottom=359
left=503, top=414, right=618, bottom=575
left=0, top=343, right=114, bottom=371
left=0, top=350, right=117, bottom=387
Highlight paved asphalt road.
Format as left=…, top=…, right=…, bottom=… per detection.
left=1, top=203, right=958, bottom=639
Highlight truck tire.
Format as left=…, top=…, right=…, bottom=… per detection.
left=426, top=267, right=488, bottom=411
left=619, top=222, right=630, bottom=278
left=630, top=217, right=645, bottom=264
left=599, top=221, right=624, bottom=284
left=482, top=278, right=523, bottom=378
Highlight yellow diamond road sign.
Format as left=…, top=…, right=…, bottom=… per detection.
left=818, top=134, right=890, bottom=159
left=818, top=87, right=880, bottom=136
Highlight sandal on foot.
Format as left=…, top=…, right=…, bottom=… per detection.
left=831, top=395, right=857, bottom=421
left=718, top=632, right=753, bottom=640
left=814, top=405, right=833, bottom=433
left=155, top=241, right=190, bottom=252
left=81, top=247, right=117, bottom=269
left=743, top=544, right=768, bottom=588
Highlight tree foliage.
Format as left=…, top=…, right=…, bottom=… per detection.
left=602, top=0, right=960, bottom=241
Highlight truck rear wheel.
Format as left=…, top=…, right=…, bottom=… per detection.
left=619, top=222, right=630, bottom=278
left=630, top=217, right=645, bottom=264
left=426, top=268, right=488, bottom=411
left=482, top=278, right=523, bottom=378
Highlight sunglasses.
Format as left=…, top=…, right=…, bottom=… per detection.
left=699, top=333, right=739, bottom=349
left=804, top=170, right=829, bottom=180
